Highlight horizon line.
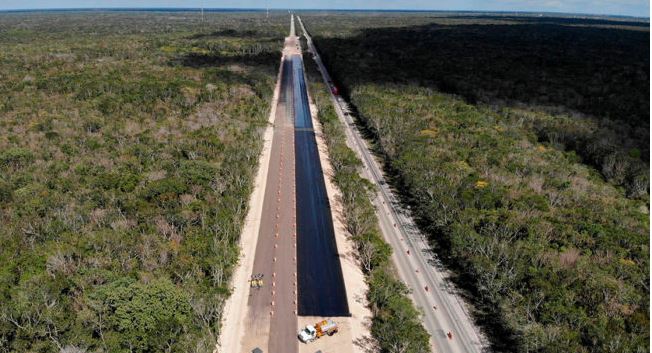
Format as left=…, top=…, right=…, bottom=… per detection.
left=0, top=7, right=648, bottom=20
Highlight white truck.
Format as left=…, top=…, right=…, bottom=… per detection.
left=298, top=319, right=338, bottom=343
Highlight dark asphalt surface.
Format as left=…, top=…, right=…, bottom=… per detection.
left=292, top=55, right=350, bottom=317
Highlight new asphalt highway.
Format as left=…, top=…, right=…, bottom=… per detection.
left=292, top=54, right=350, bottom=317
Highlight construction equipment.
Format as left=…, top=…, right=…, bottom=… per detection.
left=297, top=319, right=338, bottom=343
left=250, top=273, right=264, bottom=289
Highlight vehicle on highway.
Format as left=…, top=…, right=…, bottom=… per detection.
left=297, top=319, right=339, bottom=343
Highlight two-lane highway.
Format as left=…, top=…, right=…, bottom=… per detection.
left=298, top=16, right=488, bottom=353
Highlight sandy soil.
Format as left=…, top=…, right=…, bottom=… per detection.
left=297, top=316, right=354, bottom=353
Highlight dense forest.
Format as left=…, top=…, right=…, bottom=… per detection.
left=0, top=12, right=285, bottom=352
left=306, top=13, right=649, bottom=198
left=303, top=13, right=650, bottom=353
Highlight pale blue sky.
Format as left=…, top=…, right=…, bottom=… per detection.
left=0, top=0, right=648, bottom=17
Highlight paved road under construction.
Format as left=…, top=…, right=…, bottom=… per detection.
left=292, top=54, right=349, bottom=317
left=241, top=24, right=348, bottom=353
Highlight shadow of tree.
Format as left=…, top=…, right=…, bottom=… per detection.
left=353, top=335, right=379, bottom=353
left=187, top=29, right=260, bottom=39
left=445, top=15, right=650, bottom=28
left=312, top=16, right=649, bottom=150
left=174, top=51, right=279, bottom=70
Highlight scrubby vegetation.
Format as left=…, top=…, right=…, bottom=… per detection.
left=0, top=11, right=285, bottom=352
left=305, top=13, right=649, bottom=198
left=302, top=13, right=649, bottom=353
left=303, top=56, right=429, bottom=353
